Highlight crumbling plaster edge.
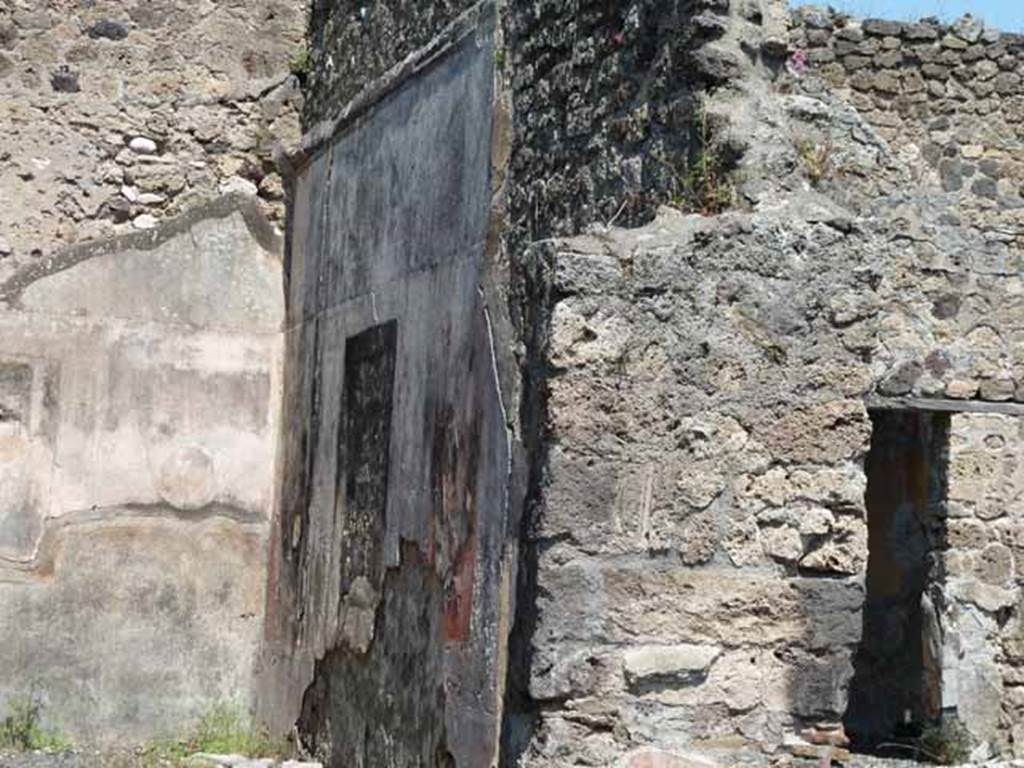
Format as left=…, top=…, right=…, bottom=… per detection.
left=0, top=501, right=268, bottom=584
left=0, top=194, right=284, bottom=310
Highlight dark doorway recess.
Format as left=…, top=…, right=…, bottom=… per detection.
left=336, top=319, right=398, bottom=590
left=844, top=409, right=950, bottom=756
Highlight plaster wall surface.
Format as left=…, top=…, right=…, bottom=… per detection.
left=267, top=10, right=520, bottom=766
left=0, top=0, right=303, bottom=741
left=0, top=199, right=284, bottom=744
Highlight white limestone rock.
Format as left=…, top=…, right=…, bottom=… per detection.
left=128, top=136, right=158, bottom=155
left=622, top=643, right=719, bottom=687
left=132, top=213, right=158, bottom=230
left=219, top=176, right=259, bottom=197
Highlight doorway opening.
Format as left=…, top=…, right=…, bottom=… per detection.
left=843, top=409, right=950, bottom=756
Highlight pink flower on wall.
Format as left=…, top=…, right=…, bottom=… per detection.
left=787, top=48, right=808, bottom=76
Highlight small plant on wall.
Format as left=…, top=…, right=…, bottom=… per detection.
left=797, top=136, right=834, bottom=187
left=290, top=44, right=312, bottom=82
left=660, top=106, right=735, bottom=216
left=139, top=703, right=290, bottom=767
left=916, top=719, right=971, bottom=765
left=0, top=697, right=69, bottom=752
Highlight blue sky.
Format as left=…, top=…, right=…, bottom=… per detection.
left=792, top=0, right=1024, bottom=30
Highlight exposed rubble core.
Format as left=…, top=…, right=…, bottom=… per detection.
left=0, top=0, right=304, bottom=275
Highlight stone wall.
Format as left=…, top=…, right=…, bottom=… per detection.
left=513, top=205, right=872, bottom=766
left=513, top=195, right=1024, bottom=763
left=788, top=7, right=1024, bottom=286
left=8, top=0, right=1022, bottom=760
left=301, top=0, right=479, bottom=123
left=0, top=198, right=284, bottom=743
left=0, top=0, right=304, bottom=269
left=942, top=412, right=1024, bottom=753
left=505, top=0, right=700, bottom=239
left=506, top=2, right=1024, bottom=764
left=249, top=0, right=1024, bottom=764
left=502, top=0, right=790, bottom=242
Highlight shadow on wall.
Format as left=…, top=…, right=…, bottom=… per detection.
left=498, top=241, right=553, bottom=765
left=843, top=410, right=951, bottom=754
